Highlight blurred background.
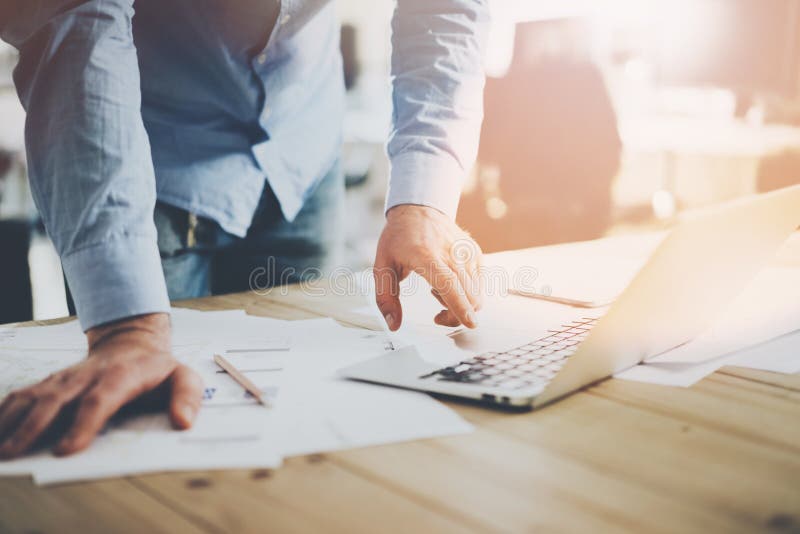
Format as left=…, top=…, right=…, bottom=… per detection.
left=1, top=0, right=800, bottom=322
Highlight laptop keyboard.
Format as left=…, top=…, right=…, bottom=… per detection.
left=421, top=317, right=599, bottom=390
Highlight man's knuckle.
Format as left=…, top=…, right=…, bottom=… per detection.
left=41, top=372, right=59, bottom=385
left=375, top=297, right=393, bottom=308
left=412, top=244, right=433, bottom=259
left=372, top=265, right=394, bottom=276
left=8, top=389, right=32, bottom=403
left=106, top=362, right=131, bottom=376
left=103, top=363, right=139, bottom=385
left=54, top=370, right=75, bottom=385
left=37, top=391, right=60, bottom=405
left=81, top=393, right=104, bottom=410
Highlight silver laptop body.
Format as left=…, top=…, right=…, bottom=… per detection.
left=339, top=185, right=800, bottom=409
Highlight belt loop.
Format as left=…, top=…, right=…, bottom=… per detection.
left=187, top=213, right=198, bottom=248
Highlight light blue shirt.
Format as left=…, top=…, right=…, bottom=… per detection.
left=1, top=0, right=488, bottom=330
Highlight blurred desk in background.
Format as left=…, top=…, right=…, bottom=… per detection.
left=621, top=115, right=800, bottom=158
left=616, top=115, right=800, bottom=213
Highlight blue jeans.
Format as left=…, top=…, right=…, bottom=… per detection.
left=155, top=161, right=345, bottom=300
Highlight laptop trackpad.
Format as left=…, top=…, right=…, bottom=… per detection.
left=339, top=346, right=440, bottom=385
left=446, top=328, right=532, bottom=354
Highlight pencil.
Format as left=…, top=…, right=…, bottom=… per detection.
left=213, top=353, right=272, bottom=408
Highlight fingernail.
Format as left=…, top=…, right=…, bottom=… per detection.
left=467, top=310, right=478, bottom=328
left=384, top=313, right=395, bottom=329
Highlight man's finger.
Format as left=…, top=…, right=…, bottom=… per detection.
left=434, top=309, right=461, bottom=328
left=0, top=395, right=63, bottom=458
left=433, top=282, right=481, bottom=325
left=423, top=260, right=477, bottom=329
left=169, top=365, right=203, bottom=430
left=431, top=289, right=461, bottom=327
left=54, top=371, right=138, bottom=455
left=0, top=371, right=93, bottom=458
left=448, top=238, right=483, bottom=312
left=451, top=266, right=480, bottom=310
left=373, top=261, right=402, bottom=331
left=0, top=392, right=35, bottom=442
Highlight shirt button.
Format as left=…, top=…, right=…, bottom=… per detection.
left=281, top=13, right=291, bottom=25
left=257, top=53, right=267, bottom=65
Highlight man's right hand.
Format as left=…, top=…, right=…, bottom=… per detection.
left=0, top=313, right=203, bottom=459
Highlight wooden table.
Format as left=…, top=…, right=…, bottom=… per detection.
left=2, top=282, right=800, bottom=533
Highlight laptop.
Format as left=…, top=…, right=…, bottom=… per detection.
left=340, top=185, right=800, bottom=409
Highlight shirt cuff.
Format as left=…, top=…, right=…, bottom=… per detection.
left=385, top=151, right=465, bottom=220
left=61, top=235, right=171, bottom=331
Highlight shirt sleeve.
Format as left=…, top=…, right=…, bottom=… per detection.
left=386, top=0, right=490, bottom=219
left=2, top=0, right=170, bottom=331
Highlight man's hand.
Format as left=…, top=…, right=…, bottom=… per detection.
left=374, top=204, right=483, bottom=331
left=0, top=313, right=203, bottom=459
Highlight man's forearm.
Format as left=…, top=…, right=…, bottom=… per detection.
left=386, top=0, right=490, bottom=219
left=3, top=0, right=170, bottom=330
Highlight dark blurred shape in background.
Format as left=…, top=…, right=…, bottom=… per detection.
left=459, top=18, right=621, bottom=253
left=341, top=24, right=359, bottom=91
left=0, top=149, right=33, bottom=322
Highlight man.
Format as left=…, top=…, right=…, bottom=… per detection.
left=0, top=0, right=488, bottom=458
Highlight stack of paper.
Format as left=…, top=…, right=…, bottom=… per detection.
left=0, top=308, right=472, bottom=485
left=614, top=265, right=800, bottom=387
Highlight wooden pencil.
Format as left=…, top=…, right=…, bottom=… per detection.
left=213, top=353, right=272, bottom=408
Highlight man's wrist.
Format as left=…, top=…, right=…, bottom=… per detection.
left=386, top=203, right=446, bottom=222
left=87, top=312, right=171, bottom=350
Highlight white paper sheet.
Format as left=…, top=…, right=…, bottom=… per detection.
left=614, top=358, right=730, bottom=387
left=0, top=319, right=86, bottom=351
left=32, top=407, right=282, bottom=485
left=0, top=307, right=474, bottom=485
left=615, top=267, right=800, bottom=387
left=647, top=267, right=800, bottom=365
left=267, top=326, right=474, bottom=456
left=614, top=330, right=800, bottom=388
left=723, top=330, right=800, bottom=374
left=267, top=379, right=473, bottom=457
left=216, top=317, right=475, bottom=458
left=0, top=348, right=85, bottom=400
